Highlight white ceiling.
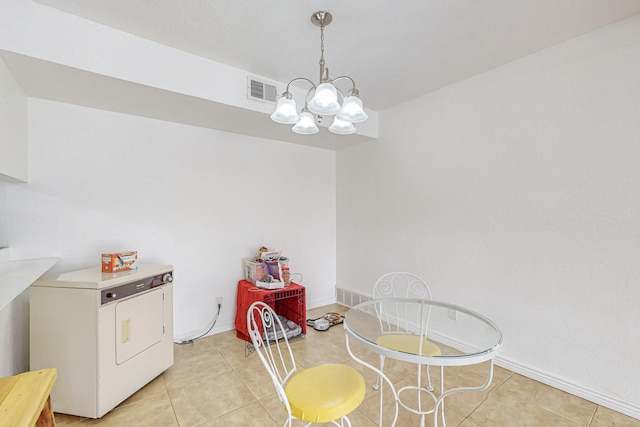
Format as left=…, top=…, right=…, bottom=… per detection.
left=33, top=0, right=640, bottom=112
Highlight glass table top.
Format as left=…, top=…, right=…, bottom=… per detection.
left=344, top=298, right=503, bottom=366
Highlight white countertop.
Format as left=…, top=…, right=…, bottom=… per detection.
left=0, top=249, right=59, bottom=311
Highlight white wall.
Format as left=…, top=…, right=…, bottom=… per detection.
left=0, top=56, right=28, bottom=181
left=0, top=54, right=29, bottom=376
left=0, top=0, right=343, bottom=381
left=1, top=98, right=336, bottom=375
left=337, top=14, right=640, bottom=415
left=0, top=184, right=6, bottom=243
left=0, top=289, right=30, bottom=376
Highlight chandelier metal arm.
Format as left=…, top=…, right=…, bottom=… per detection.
left=304, top=86, right=317, bottom=108
left=284, top=77, right=319, bottom=109
left=284, top=77, right=317, bottom=94
left=332, top=76, right=360, bottom=96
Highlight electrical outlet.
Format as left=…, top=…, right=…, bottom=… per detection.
left=448, top=308, right=458, bottom=320
left=216, top=296, right=223, bottom=307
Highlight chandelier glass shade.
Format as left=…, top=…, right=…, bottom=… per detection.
left=292, top=110, right=319, bottom=134
left=271, top=94, right=299, bottom=124
left=307, top=82, right=341, bottom=115
left=328, top=117, right=356, bottom=135
left=337, top=92, right=368, bottom=123
left=270, top=11, right=368, bottom=135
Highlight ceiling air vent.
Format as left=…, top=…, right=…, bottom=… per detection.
left=247, top=76, right=278, bottom=103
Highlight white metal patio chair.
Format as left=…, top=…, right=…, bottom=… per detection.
left=247, top=301, right=366, bottom=427
left=372, top=272, right=441, bottom=425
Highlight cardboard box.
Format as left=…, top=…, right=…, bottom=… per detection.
left=102, top=251, right=138, bottom=273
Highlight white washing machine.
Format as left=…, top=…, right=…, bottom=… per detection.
left=30, top=264, right=174, bottom=418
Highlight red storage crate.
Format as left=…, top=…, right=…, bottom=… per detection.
left=235, top=280, right=306, bottom=345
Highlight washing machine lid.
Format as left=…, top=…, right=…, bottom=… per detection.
left=32, top=264, right=173, bottom=290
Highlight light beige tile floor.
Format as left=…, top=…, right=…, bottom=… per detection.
left=54, top=303, right=639, bottom=427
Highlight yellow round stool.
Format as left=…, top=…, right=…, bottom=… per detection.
left=285, top=364, right=366, bottom=423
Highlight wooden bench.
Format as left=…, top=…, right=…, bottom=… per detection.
left=0, top=368, right=57, bottom=427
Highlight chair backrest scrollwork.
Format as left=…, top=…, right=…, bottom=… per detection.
left=247, top=302, right=297, bottom=411
left=373, top=272, right=433, bottom=338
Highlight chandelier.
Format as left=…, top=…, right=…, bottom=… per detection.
left=270, top=11, right=368, bottom=135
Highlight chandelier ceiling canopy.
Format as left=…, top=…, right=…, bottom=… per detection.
left=271, top=11, right=368, bottom=135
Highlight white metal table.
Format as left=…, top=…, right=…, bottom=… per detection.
left=344, top=298, right=503, bottom=427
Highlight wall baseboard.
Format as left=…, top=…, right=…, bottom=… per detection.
left=174, top=320, right=235, bottom=342
left=308, top=295, right=340, bottom=310
left=496, top=356, right=639, bottom=420
left=335, top=286, right=640, bottom=421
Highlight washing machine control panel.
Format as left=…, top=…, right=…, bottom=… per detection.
left=101, top=271, right=173, bottom=305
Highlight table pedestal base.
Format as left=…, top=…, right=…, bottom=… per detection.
left=398, top=362, right=495, bottom=427
left=346, top=334, right=495, bottom=427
